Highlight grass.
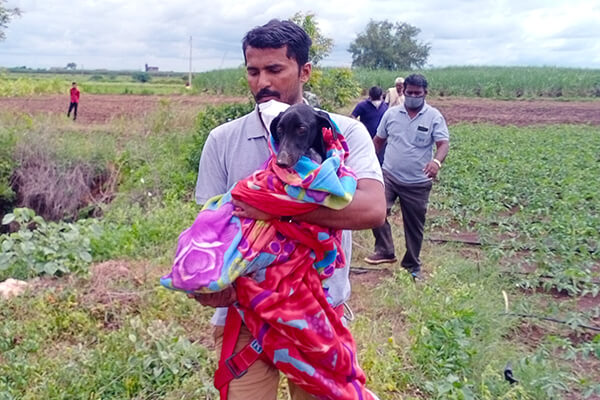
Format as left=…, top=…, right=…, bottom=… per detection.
left=1, top=100, right=599, bottom=399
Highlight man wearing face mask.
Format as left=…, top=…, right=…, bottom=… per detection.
left=365, top=74, right=449, bottom=281
left=351, top=86, right=388, bottom=163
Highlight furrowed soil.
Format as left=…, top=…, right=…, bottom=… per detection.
left=1, top=94, right=600, bottom=125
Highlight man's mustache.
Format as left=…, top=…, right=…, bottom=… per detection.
left=255, top=88, right=281, bottom=101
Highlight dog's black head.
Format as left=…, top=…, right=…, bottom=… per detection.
left=269, top=103, right=336, bottom=168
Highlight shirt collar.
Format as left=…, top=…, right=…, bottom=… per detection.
left=249, top=106, right=269, bottom=139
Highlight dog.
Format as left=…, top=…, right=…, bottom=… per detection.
left=269, top=103, right=337, bottom=168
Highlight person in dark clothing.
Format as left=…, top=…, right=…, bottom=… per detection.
left=351, top=86, right=388, bottom=163
left=67, top=82, right=80, bottom=121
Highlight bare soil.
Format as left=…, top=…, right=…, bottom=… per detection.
left=1, top=94, right=599, bottom=125
left=0, top=94, right=248, bottom=124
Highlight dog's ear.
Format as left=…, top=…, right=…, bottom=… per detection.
left=315, top=110, right=337, bottom=140
left=269, top=112, right=283, bottom=143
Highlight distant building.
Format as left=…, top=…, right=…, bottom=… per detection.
left=145, top=63, right=159, bottom=72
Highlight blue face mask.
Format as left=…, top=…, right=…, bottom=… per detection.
left=404, top=95, right=425, bottom=110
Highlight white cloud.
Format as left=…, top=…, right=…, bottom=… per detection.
left=2, top=0, right=599, bottom=71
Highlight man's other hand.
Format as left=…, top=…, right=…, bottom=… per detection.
left=423, top=160, right=440, bottom=179
left=231, top=199, right=274, bottom=220
left=187, top=286, right=237, bottom=307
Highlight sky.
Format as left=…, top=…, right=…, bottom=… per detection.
left=2, top=0, right=600, bottom=72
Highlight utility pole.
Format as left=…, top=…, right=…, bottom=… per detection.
left=187, top=36, right=192, bottom=89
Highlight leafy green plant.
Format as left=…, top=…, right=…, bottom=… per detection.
left=187, top=101, right=255, bottom=171
left=131, top=71, right=151, bottom=83
left=308, top=68, right=361, bottom=110
left=0, top=208, right=101, bottom=279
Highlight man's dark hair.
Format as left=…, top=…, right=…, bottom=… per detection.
left=368, top=86, right=383, bottom=100
left=404, top=74, right=428, bottom=90
left=242, top=19, right=312, bottom=68
left=72, top=81, right=76, bottom=85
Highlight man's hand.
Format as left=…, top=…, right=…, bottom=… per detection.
left=423, top=160, right=440, bottom=179
left=231, top=198, right=275, bottom=220
left=187, top=286, right=237, bottom=307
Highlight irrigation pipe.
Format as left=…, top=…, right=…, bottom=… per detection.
left=501, top=290, right=600, bottom=333
left=500, top=270, right=600, bottom=286
left=428, top=236, right=597, bottom=255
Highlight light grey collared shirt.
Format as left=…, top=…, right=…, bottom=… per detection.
left=377, top=102, right=449, bottom=184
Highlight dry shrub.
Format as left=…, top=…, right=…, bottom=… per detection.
left=10, top=147, right=119, bottom=221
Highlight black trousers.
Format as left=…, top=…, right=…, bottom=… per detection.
left=372, top=171, right=432, bottom=272
left=67, top=102, right=78, bottom=119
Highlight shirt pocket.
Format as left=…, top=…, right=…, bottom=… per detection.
left=412, top=125, right=433, bottom=147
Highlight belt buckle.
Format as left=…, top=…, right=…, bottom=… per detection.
left=225, top=355, right=247, bottom=379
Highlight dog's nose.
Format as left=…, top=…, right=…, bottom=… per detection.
left=276, top=151, right=295, bottom=168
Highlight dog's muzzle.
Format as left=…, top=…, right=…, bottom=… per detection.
left=276, top=150, right=298, bottom=168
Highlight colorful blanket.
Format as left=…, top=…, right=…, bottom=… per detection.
left=161, top=122, right=376, bottom=399
left=160, top=124, right=356, bottom=294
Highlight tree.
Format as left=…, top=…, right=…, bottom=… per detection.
left=66, top=62, right=77, bottom=70
left=0, top=0, right=21, bottom=41
left=290, top=11, right=333, bottom=66
left=132, top=71, right=151, bottom=83
left=348, top=20, right=430, bottom=70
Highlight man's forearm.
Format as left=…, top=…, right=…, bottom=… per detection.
left=373, top=136, right=386, bottom=154
left=292, top=178, right=386, bottom=230
left=434, top=140, right=449, bottom=163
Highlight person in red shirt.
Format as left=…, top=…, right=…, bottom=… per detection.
left=67, top=82, right=80, bottom=121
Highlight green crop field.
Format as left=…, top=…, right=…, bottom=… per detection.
left=0, top=84, right=599, bottom=399
left=3, top=65, right=600, bottom=99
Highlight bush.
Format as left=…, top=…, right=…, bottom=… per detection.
left=132, top=72, right=151, bottom=83
left=0, top=208, right=101, bottom=280
left=10, top=129, right=117, bottom=222
left=307, top=68, right=361, bottom=110
left=0, top=126, right=17, bottom=215
left=187, top=102, right=255, bottom=171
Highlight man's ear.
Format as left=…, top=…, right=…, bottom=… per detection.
left=269, top=113, right=283, bottom=142
left=315, top=110, right=337, bottom=140
left=299, top=62, right=312, bottom=84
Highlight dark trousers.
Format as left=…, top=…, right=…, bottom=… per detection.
left=67, top=102, right=78, bottom=120
left=372, top=171, right=432, bottom=272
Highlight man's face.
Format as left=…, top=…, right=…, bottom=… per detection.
left=245, top=45, right=311, bottom=105
left=404, top=84, right=427, bottom=98
left=395, top=83, right=403, bottom=94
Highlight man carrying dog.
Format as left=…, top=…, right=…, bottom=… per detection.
left=365, top=74, right=449, bottom=281
left=192, top=19, right=385, bottom=400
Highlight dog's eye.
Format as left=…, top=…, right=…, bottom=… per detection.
left=297, top=126, right=307, bottom=135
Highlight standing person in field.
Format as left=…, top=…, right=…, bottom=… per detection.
left=365, top=74, right=449, bottom=281
left=384, top=76, right=404, bottom=107
left=67, top=82, right=80, bottom=121
left=351, top=86, right=388, bottom=163
left=191, top=19, right=385, bottom=400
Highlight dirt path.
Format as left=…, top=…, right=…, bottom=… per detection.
left=1, top=94, right=599, bottom=125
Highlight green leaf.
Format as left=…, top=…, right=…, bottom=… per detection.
left=44, top=261, right=58, bottom=275
left=2, top=213, right=15, bottom=225
left=1, top=239, right=13, bottom=252
left=79, top=251, right=92, bottom=263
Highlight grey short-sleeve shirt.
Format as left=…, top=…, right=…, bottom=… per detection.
left=377, top=102, right=449, bottom=184
left=195, top=107, right=383, bottom=325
